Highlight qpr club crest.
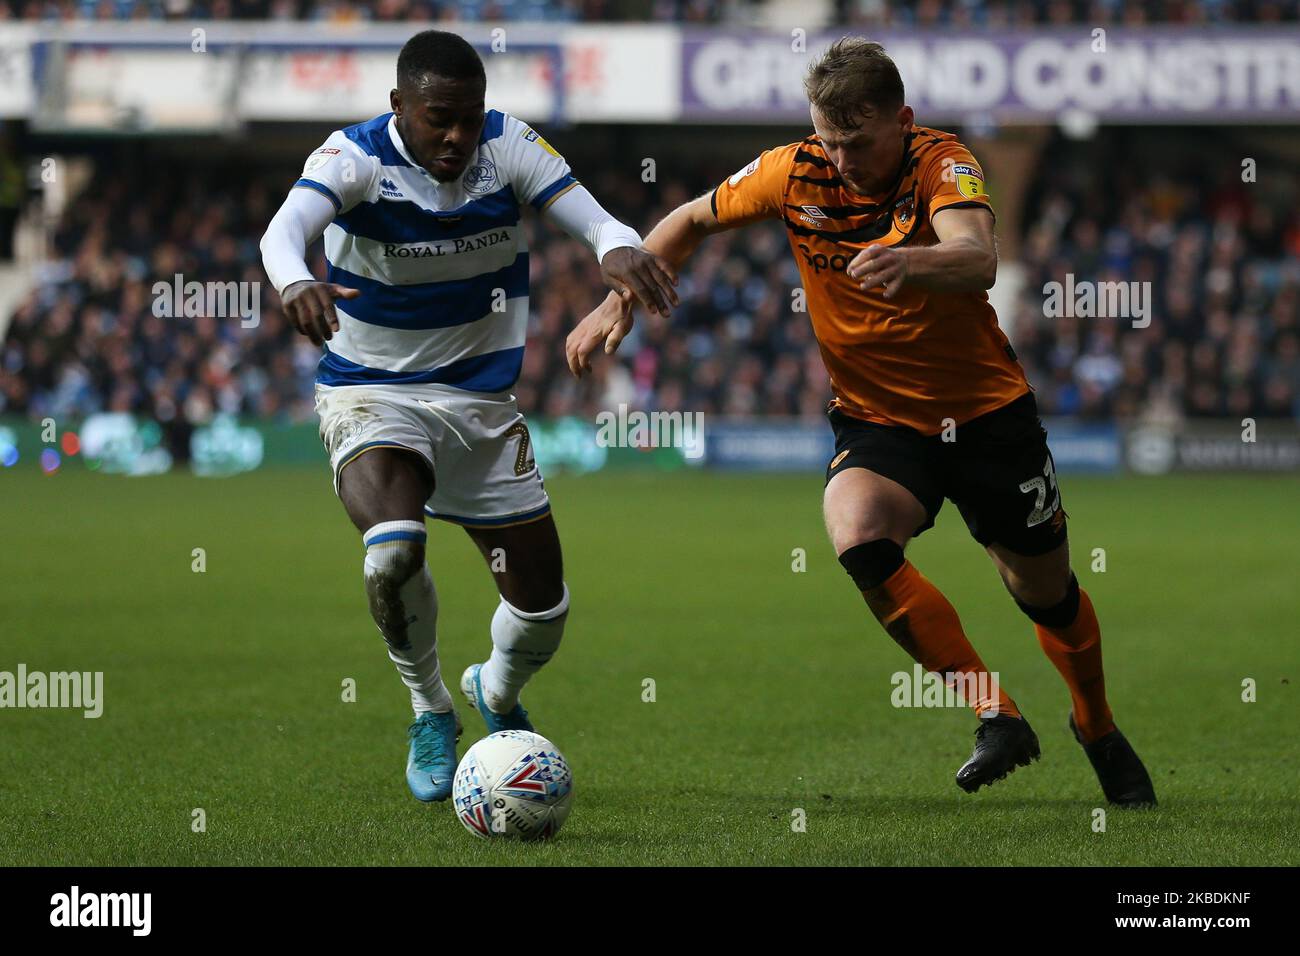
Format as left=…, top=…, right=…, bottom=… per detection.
left=463, top=157, right=498, bottom=196
left=325, top=415, right=365, bottom=457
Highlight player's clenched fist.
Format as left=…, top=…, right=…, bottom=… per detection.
left=566, top=291, right=634, bottom=379
left=281, top=280, right=361, bottom=346
left=599, top=246, right=679, bottom=317
left=848, top=244, right=910, bottom=299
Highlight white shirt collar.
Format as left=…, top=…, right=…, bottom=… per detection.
left=386, top=113, right=479, bottom=196
left=386, top=114, right=426, bottom=173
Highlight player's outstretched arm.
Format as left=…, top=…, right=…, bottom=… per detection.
left=847, top=206, right=998, bottom=298
left=566, top=194, right=732, bottom=378
left=540, top=183, right=679, bottom=319
left=259, top=186, right=359, bottom=346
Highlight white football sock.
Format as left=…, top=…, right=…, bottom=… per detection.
left=362, top=520, right=453, bottom=715
left=480, top=584, right=569, bottom=714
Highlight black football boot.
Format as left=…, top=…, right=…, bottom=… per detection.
left=955, top=713, right=1041, bottom=793
left=1069, top=713, right=1157, bottom=807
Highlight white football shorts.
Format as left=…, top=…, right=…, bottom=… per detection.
left=314, top=382, right=550, bottom=528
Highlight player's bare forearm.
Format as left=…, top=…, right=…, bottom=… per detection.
left=896, top=234, right=998, bottom=292
left=847, top=206, right=997, bottom=298
left=568, top=195, right=731, bottom=377
left=643, top=196, right=722, bottom=268
left=591, top=196, right=720, bottom=313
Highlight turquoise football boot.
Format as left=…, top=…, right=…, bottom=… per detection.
left=405, top=709, right=462, bottom=802
left=460, top=663, right=535, bottom=733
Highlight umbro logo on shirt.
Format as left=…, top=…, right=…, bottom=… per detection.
left=798, top=205, right=828, bottom=226
left=380, top=178, right=404, bottom=199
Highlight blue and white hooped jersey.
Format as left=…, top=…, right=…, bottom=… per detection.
left=294, top=110, right=578, bottom=393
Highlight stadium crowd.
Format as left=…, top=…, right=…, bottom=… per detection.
left=1010, top=135, right=1300, bottom=424
left=0, top=0, right=1294, bottom=23
left=1, top=131, right=1297, bottom=430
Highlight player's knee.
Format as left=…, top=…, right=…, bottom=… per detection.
left=826, top=498, right=914, bottom=557
left=1011, top=572, right=1079, bottom=628
left=340, top=450, right=433, bottom=534
left=838, top=539, right=905, bottom=593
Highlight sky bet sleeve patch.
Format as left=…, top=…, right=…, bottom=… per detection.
left=523, top=127, right=560, bottom=158
left=951, top=163, right=987, bottom=200
left=303, top=147, right=341, bottom=175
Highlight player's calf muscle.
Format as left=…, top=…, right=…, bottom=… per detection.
left=490, top=560, right=564, bottom=613
left=987, top=540, right=1072, bottom=608
left=467, top=518, right=565, bottom=613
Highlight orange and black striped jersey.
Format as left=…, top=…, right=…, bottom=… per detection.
left=710, top=126, right=1029, bottom=435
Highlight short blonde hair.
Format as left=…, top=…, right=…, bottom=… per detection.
left=804, top=37, right=905, bottom=129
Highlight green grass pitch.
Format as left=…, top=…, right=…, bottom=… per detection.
left=1, top=467, right=1297, bottom=866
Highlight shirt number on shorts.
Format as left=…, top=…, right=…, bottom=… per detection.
left=504, top=422, right=535, bottom=476
left=1018, top=456, right=1060, bottom=528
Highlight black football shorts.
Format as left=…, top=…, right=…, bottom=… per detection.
left=824, top=391, right=1067, bottom=556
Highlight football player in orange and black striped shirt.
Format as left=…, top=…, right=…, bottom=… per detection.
left=567, top=37, right=1155, bottom=806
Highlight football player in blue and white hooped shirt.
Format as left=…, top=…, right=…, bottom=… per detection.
left=260, top=30, right=678, bottom=804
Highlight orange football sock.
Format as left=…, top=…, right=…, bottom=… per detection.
left=1034, top=587, right=1115, bottom=743
left=863, top=562, right=1019, bottom=719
